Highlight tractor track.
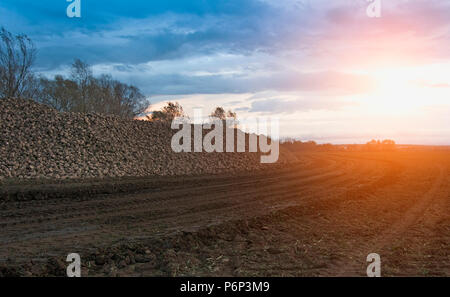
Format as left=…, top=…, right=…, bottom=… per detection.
left=0, top=151, right=448, bottom=277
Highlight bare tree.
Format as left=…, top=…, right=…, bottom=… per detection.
left=70, top=59, right=93, bottom=113
left=226, top=110, right=237, bottom=121
left=38, top=60, right=150, bottom=118
left=37, top=75, right=78, bottom=112
left=210, top=107, right=237, bottom=121
left=0, top=27, right=37, bottom=98
left=110, top=79, right=149, bottom=118
left=209, top=107, right=237, bottom=127
left=0, top=28, right=149, bottom=118
left=210, top=107, right=226, bottom=120
left=148, top=102, right=185, bottom=122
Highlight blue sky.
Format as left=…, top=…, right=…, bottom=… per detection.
left=1, top=0, right=288, bottom=70
left=1, top=0, right=450, bottom=144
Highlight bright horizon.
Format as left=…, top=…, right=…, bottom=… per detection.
left=1, top=0, right=449, bottom=144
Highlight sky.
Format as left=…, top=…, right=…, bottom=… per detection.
left=1, top=0, right=450, bottom=144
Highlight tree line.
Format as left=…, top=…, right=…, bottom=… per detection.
left=0, top=27, right=148, bottom=119
left=281, top=138, right=396, bottom=152
left=0, top=27, right=239, bottom=122
left=146, top=104, right=237, bottom=123
left=281, top=139, right=340, bottom=152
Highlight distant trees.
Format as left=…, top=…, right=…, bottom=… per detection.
left=146, top=105, right=239, bottom=125
left=344, top=139, right=397, bottom=151
left=282, top=139, right=396, bottom=152
left=209, top=107, right=237, bottom=128
left=0, top=28, right=149, bottom=119
left=281, top=139, right=331, bottom=152
left=364, top=139, right=396, bottom=151
left=0, top=27, right=37, bottom=99
left=37, top=75, right=78, bottom=112
left=210, top=107, right=237, bottom=121
left=37, top=59, right=149, bottom=118
left=147, top=102, right=186, bottom=122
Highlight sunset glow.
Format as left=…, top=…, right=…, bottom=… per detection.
left=369, top=65, right=450, bottom=114
left=1, top=0, right=449, bottom=144
left=1, top=0, right=450, bottom=280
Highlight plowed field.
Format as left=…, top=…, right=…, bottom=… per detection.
left=0, top=150, right=448, bottom=276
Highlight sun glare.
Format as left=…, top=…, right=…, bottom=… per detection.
left=366, top=65, right=450, bottom=115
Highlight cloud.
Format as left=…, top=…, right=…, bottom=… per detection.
left=313, top=0, right=450, bottom=69
left=249, top=97, right=352, bottom=114
left=1, top=0, right=450, bottom=144
left=0, top=0, right=281, bottom=67
left=414, top=81, right=450, bottom=89
left=72, top=54, right=375, bottom=96
left=4, top=0, right=450, bottom=91
left=3, top=0, right=450, bottom=70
